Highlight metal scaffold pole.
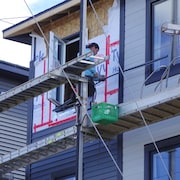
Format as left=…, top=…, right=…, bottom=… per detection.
left=76, top=0, right=87, bottom=179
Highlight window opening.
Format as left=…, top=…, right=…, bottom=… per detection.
left=152, top=148, right=180, bottom=179
left=58, top=38, right=79, bottom=103
left=48, top=32, right=79, bottom=108
left=145, top=136, right=180, bottom=180
left=146, top=0, right=180, bottom=84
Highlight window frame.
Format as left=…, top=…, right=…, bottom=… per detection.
left=144, top=135, right=180, bottom=180
left=56, top=35, right=80, bottom=105
left=48, top=31, right=80, bottom=106
left=145, top=0, right=180, bottom=85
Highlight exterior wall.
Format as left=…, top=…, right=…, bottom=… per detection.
left=30, top=0, right=120, bottom=133
left=123, top=115, right=180, bottom=180
left=124, top=0, right=146, bottom=101
left=28, top=0, right=121, bottom=179
left=41, top=0, right=113, bottom=56
left=123, top=0, right=180, bottom=179
left=45, top=0, right=113, bottom=38
left=0, top=61, right=29, bottom=180
left=30, top=0, right=117, bottom=135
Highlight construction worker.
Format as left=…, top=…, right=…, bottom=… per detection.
left=53, top=43, right=105, bottom=112
left=84, top=42, right=105, bottom=109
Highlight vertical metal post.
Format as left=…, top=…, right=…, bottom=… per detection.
left=76, top=0, right=87, bottom=180
left=79, top=0, right=87, bottom=56
left=76, top=80, right=88, bottom=180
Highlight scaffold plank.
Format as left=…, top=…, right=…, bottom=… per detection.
left=86, top=86, right=180, bottom=136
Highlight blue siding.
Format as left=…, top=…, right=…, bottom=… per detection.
left=84, top=139, right=118, bottom=180
left=0, top=61, right=29, bottom=180
left=29, top=138, right=120, bottom=180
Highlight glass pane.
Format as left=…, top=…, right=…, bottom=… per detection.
left=53, top=37, right=64, bottom=68
left=175, top=148, right=180, bottom=179
left=153, top=152, right=169, bottom=180
left=153, top=0, right=172, bottom=70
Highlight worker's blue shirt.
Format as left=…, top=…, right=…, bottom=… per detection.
left=84, top=48, right=96, bottom=77
left=85, top=66, right=96, bottom=77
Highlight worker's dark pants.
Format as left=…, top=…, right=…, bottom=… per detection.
left=86, top=76, right=96, bottom=109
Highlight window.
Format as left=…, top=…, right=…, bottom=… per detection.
left=145, top=135, right=180, bottom=180
left=48, top=32, right=79, bottom=107
left=153, top=149, right=180, bottom=179
left=146, top=0, right=180, bottom=84
left=62, top=37, right=79, bottom=103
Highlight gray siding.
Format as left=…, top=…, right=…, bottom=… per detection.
left=124, top=0, right=146, bottom=102
left=123, top=115, right=180, bottom=180
left=0, top=67, right=28, bottom=180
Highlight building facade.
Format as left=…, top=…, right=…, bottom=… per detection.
left=0, top=61, right=29, bottom=180
left=2, top=0, right=180, bottom=179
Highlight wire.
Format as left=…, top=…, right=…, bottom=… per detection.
left=88, top=0, right=107, bottom=38
left=23, top=0, right=49, bottom=46
left=0, top=19, right=14, bottom=25
left=0, top=16, right=30, bottom=20
left=0, top=16, right=30, bottom=25
left=86, top=109, right=124, bottom=177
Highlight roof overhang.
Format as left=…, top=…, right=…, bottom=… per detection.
left=0, top=60, right=29, bottom=81
left=3, top=0, right=81, bottom=45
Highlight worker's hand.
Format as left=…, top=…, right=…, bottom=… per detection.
left=98, top=75, right=106, bottom=81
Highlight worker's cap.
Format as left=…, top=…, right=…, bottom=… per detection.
left=86, top=42, right=99, bottom=50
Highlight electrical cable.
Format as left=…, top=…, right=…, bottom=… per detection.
left=0, top=19, right=14, bottom=25
left=0, top=16, right=30, bottom=25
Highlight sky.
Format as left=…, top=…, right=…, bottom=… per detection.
left=0, top=0, right=65, bottom=68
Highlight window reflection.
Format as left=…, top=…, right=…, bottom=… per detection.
left=152, top=0, right=180, bottom=71
left=153, top=0, right=172, bottom=70
left=153, top=152, right=169, bottom=180
left=153, top=148, right=180, bottom=180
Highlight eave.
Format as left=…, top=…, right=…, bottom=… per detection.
left=3, top=0, right=81, bottom=45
